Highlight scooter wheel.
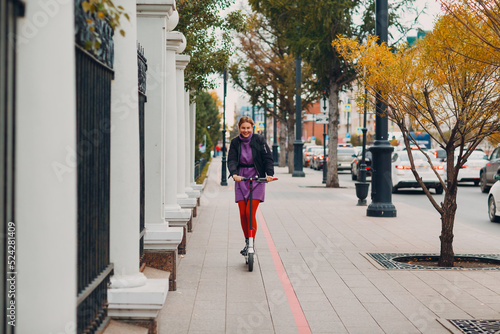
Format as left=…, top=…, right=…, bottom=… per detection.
left=248, top=253, right=254, bottom=272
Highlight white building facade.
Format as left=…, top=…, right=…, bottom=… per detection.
left=8, top=0, right=203, bottom=332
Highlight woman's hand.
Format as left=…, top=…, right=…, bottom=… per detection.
left=233, top=175, right=242, bottom=182
left=266, top=176, right=274, bottom=182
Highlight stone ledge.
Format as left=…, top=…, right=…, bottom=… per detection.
left=144, top=224, right=183, bottom=252
left=178, top=197, right=196, bottom=208
left=164, top=208, right=191, bottom=220
left=186, top=189, right=201, bottom=199
left=108, top=278, right=168, bottom=319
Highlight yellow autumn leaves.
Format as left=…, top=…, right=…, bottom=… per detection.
left=333, top=1, right=500, bottom=148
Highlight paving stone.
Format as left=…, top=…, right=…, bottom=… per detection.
left=157, top=160, right=500, bottom=333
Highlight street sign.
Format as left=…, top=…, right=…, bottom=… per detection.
left=356, top=127, right=363, bottom=135
left=315, top=114, right=329, bottom=124
left=345, top=132, right=351, bottom=139
left=344, top=104, right=351, bottom=113
left=304, top=114, right=315, bottom=121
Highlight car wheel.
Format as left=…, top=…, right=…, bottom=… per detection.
left=480, top=173, right=490, bottom=193
left=489, top=196, right=500, bottom=222
left=435, top=185, right=443, bottom=195
left=351, top=170, right=357, bottom=181
left=392, top=186, right=398, bottom=193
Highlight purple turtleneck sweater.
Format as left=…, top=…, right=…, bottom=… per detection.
left=235, top=133, right=265, bottom=203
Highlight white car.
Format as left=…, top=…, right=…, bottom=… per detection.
left=488, top=174, right=500, bottom=222
left=391, top=150, right=446, bottom=194
left=455, top=150, right=488, bottom=186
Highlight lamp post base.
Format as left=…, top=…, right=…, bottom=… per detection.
left=355, top=182, right=369, bottom=206
left=292, top=170, right=305, bottom=177
left=367, top=202, right=397, bottom=217
left=220, top=156, right=228, bottom=186
left=292, top=139, right=305, bottom=177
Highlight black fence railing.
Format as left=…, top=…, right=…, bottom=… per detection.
left=1, top=0, right=23, bottom=333
left=75, top=37, right=114, bottom=334
left=194, top=158, right=208, bottom=182
left=138, top=45, right=147, bottom=263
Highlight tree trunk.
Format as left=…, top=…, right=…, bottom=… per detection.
left=278, top=118, right=287, bottom=167
left=439, top=187, right=457, bottom=267
left=326, top=84, right=340, bottom=188
left=439, top=151, right=458, bottom=267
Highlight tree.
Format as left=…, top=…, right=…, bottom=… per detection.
left=249, top=0, right=421, bottom=187
left=195, top=91, right=222, bottom=160
left=334, top=13, right=500, bottom=267
left=176, top=0, right=245, bottom=95
left=440, top=0, right=500, bottom=65
left=230, top=13, right=318, bottom=172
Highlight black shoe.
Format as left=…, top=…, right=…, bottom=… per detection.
left=240, top=238, right=249, bottom=256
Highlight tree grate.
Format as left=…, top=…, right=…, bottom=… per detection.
left=449, top=319, right=500, bottom=333
left=367, top=253, right=500, bottom=270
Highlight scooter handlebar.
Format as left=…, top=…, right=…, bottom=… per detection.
left=240, top=177, right=278, bottom=182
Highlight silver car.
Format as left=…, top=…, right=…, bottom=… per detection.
left=336, top=147, right=357, bottom=170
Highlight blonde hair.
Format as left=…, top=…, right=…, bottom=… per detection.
left=238, top=116, right=254, bottom=128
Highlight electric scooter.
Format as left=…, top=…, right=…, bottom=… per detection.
left=240, top=177, right=277, bottom=272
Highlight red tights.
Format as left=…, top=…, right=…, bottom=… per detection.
left=238, top=200, right=260, bottom=239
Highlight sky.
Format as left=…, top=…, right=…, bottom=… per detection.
left=214, top=0, right=444, bottom=128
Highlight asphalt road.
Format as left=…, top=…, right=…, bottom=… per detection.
left=308, top=167, right=500, bottom=237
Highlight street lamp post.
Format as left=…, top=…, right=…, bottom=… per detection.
left=272, top=91, right=279, bottom=166
left=292, top=55, right=305, bottom=177
left=366, top=0, right=396, bottom=216
left=220, top=69, right=228, bottom=186
left=355, top=88, right=369, bottom=205
left=322, top=95, right=327, bottom=184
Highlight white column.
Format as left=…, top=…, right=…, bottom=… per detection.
left=165, top=32, right=192, bottom=217
left=185, top=91, right=201, bottom=196
left=175, top=55, right=188, bottom=199
left=108, top=0, right=146, bottom=287
left=137, top=8, right=168, bottom=225
left=137, top=0, right=184, bottom=262
left=16, top=1, right=77, bottom=332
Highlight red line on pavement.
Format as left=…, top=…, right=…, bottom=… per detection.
left=257, top=208, right=311, bottom=334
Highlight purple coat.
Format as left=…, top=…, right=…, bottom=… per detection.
left=234, top=134, right=265, bottom=203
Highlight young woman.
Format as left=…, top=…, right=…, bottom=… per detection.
left=227, top=116, right=274, bottom=255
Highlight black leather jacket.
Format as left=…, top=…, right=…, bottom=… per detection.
left=227, top=134, right=274, bottom=178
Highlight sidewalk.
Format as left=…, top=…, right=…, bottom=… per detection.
left=157, top=157, right=500, bottom=334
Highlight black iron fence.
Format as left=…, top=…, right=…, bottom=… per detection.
left=75, top=1, right=114, bottom=331
left=195, top=158, right=208, bottom=183
left=1, top=0, right=23, bottom=333
left=75, top=45, right=114, bottom=334
left=138, top=45, right=147, bottom=263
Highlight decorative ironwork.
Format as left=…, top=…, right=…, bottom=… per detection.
left=74, top=0, right=114, bottom=68
left=137, top=44, right=147, bottom=95
left=75, top=46, right=113, bottom=333
left=195, top=158, right=208, bottom=182
left=137, top=44, right=147, bottom=263
left=449, top=319, right=500, bottom=333
left=138, top=92, right=146, bottom=262
left=368, top=253, right=500, bottom=270
left=1, top=0, right=23, bottom=333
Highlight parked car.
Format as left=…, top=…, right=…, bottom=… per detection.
left=303, top=145, right=322, bottom=167
left=455, top=150, right=488, bottom=186
left=428, top=148, right=447, bottom=162
left=351, top=150, right=372, bottom=180
left=487, top=174, right=500, bottom=222
left=480, top=147, right=500, bottom=193
left=391, top=149, right=446, bottom=194
left=311, top=148, right=328, bottom=170
left=337, top=147, right=357, bottom=170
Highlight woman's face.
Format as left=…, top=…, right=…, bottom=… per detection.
left=239, top=122, right=253, bottom=138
